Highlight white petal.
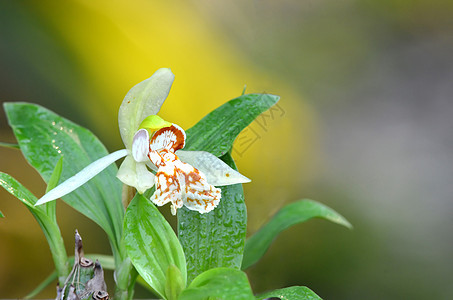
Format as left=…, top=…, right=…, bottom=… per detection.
left=132, top=129, right=150, bottom=162
left=117, top=156, right=155, bottom=194
left=118, top=68, right=175, bottom=149
left=175, top=150, right=251, bottom=186
left=35, top=149, right=128, bottom=206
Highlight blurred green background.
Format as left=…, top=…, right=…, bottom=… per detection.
left=1, top=0, right=453, bottom=298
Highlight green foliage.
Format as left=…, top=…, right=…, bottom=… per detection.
left=178, top=94, right=279, bottom=283
left=242, top=199, right=352, bottom=270
left=0, top=142, right=20, bottom=149
left=44, top=156, right=63, bottom=222
left=179, top=268, right=254, bottom=300
left=123, top=194, right=187, bottom=299
left=256, top=286, right=322, bottom=300
left=4, top=102, right=125, bottom=261
left=165, top=265, right=185, bottom=300
left=0, top=172, right=69, bottom=284
left=178, top=153, right=247, bottom=283
left=185, top=93, right=279, bottom=157
left=46, top=156, right=64, bottom=193
left=1, top=92, right=352, bottom=299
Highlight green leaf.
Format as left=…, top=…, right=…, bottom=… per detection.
left=45, top=157, right=63, bottom=223
left=185, top=93, right=280, bottom=157
left=179, top=268, right=254, bottom=300
left=0, top=141, right=20, bottom=149
left=178, top=153, right=247, bottom=283
left=83, top=254, right=116, bottom=270
left=46, top=156, right=64, bottom=193
left=124, top=194, right=186, bottom=299
left=0, top=210, right=4, bottom=218
left=0, top=172, right=69, bottom=284
left=178, top=94, right=278, bottom=283
left=242, top=199, right=352, bottom=270
left=165, top=264, right=184, bottom=300
left=256, top=286, right=322, bottom=300
left=0, top=172, right=38, bottom=209
left=4, top=102, right=124, bottom=260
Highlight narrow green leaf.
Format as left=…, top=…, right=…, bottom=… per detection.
left=0, top=210, right=4, bottom=218
left=179, top=268, right=254, bottom=300
left=83, top=254, right=115, bottom=270
left=0, top=172, right=38, bottom=209
left=46, top=156, right=64, bottom=193
left=165, top=264, right=184, bottom=300
left=0, top=141, right=20, bottom=149
left=178, top=94, right=278, bottom=282
left=241, top=85, right=247, bottom=96
left=185, top=93, right=280, bottom=157
left=4, top=102, right=124, bottom=260
left=124, top=194, right=186, bottom=299
left=178, top=153, right=247, bottom=283
left=45, top=157, right=63, bottom=223
left=242, top=199, right=352, bottom=270
left=0, top=172, right=69, bottom=284
left=256, top=286, right=322, bottom=300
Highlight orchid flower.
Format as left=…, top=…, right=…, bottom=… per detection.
left=35, top=68, right=250, bottom=215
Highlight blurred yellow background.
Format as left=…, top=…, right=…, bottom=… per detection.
left=1, top=0, right=453, bottom=299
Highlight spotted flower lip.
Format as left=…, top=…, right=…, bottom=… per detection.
left=143, top=122, right=250, bottom=214
left=35, top=69, right=251, bottom=208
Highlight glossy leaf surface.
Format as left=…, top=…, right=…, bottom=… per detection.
left=185, top=93, right=280, bottom=157
left=178, top=153, right=247, bottom=283
left=242, top=199, right=352, bottom=269
left=0, top=172, right=69, bottom=282
left=124, top=194, right=186, bottom=299
left=256, top=286, right=322, bottom=300
left=178, top=94, right=279, bottom=283
left=44, top=156, right=63, bottom=223
left=4, top=102, right=124, bottom=257
left=179, top=268, right=254, bottom=300
left=165, top=264, right=184, bottom=300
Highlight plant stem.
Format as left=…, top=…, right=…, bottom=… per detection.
left=37, top=216, right=70, bottom=285
left=114, top=257, right=138, bottom=300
